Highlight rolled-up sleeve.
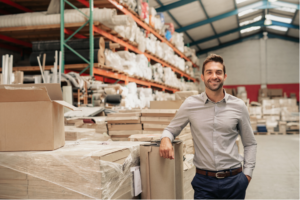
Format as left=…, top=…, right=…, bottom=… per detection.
left=238, top=103, right=257, bottom=178
left=161, top=98, right=190, bottom=142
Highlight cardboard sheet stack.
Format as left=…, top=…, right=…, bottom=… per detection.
left=106, top=112, right=142, bottom=141
left=64, top=117, right=109, bottom=141
left=0, top=141, right=146, bottom=199
left=141, top=109, right=177, bottom=133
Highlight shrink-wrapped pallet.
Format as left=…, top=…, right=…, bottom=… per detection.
left=0, top=141, right=147, bottom=199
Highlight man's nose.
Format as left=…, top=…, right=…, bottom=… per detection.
left=212, top=73, right=217, bottom=79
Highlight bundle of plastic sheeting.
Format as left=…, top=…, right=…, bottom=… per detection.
left=124, top=82, right=142, bottom=109
left=172, top=32, right=184, bottom=52
left=0, top=141, right=148, bottom=199
left=184, top=46, right=198, bottom=64
left=174, top=55, right=185, bottom=71
left=155, top=41, right=164, bottom=58
left=152, top=63, right=164, bottom=83
left=138, top=88, right=153, bottom=108
left=120, top=0, right=137, bottom=11
left=113, top=19, right=138, bottom=42
left=145, top=33, right=157, bottom=55
left=105, top=49, right=124, bottom=71
left=163, top=67, right=181, bottom=88
left=0, top=8, right=116, bottom=28
left=135, top=28, right=146, bottom=52
left=136, top=54, right=152, bottom=80
left=154, top=91, right=175, bottom=101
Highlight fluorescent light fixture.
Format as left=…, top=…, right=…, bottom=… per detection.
left=264, top=19, right=272, bottom=25
left=240, top=16, right=262, bottom=26
left=268, top=0, right=277, bottom=2
left=267, top=26, right=288, bottom=31
left=236, top=0, right=248, bottom=4
left=240, top=26, right=261, bottom=34
left=274, top=7, right=296, bottom=13
left=238, top=9, right=258, bottom=17
left=266, top=14, right=292, bottom=23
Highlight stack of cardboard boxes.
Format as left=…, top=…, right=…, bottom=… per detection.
left=258, top=88, right=283, bottom=103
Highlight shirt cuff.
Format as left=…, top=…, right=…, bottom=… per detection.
left=161, top=130, right=174, bottom=142
left=243, top=167, right=253, bottom=178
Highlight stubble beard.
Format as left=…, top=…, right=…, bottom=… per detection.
left=204, top=79, right=224, bottom=92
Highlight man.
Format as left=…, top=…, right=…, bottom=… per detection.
left=160, top=54, right=257, bottom=199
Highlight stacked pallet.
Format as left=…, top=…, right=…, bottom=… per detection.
left=65, top=117, right=108, bottom=133
left=0, top=142, right=142, bottom=199
left=141, top=109, right=177, bottom=132
left=106, top=112, right=142, bottom=141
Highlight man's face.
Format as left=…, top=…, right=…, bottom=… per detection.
left=201, top=62, right=227, bottom=92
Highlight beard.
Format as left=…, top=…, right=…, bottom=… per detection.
left=204, top=79, right=224, bottom=92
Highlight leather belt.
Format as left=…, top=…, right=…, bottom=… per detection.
left=196, top=166, right=243, bottom=179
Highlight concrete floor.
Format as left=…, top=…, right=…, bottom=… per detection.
left=246, top=135, right=299, bottom=199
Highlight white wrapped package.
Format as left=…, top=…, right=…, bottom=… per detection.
left=136, top=28, right=146, bottom=52
left=172, top=32, right=184, bottom=52
left=105, top=49, right=124, bottom=71
left=152, top=63, right=164, bottom=83
left=155, top=41, right=164, bottom=58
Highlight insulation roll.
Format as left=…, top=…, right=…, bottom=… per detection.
left=29, top=49, right=101, bottom=66
left=105, top=94, right=122, bottom=105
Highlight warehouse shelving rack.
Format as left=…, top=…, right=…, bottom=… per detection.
left=0, top=0, right=199, bottom=93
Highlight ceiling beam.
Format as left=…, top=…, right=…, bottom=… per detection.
left=196, top=32, right=298, bottom=56
left=155, top=0, right=197, bottom=12
left=198, top=0, right=222, bottom=46
left=176, top=0, right=299, bottom=33
left=189, top=20, right=299, bottom=46
left=285, top=10, right=298, bottom=35
left=233, top=0, right=242, bottom=39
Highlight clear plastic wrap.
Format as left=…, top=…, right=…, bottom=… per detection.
left=0, top=141, right=148, bottom=199
left=104, top=49, right=124, bottom=71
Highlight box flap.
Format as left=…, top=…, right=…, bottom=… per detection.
left=0, top=86, right=51, bottom=102
left=53, top=100, right=80, bottom=111
left=0, top=83, right=63, bottom=100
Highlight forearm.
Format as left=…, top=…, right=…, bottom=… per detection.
left=243, top=143, right=257, bottom=177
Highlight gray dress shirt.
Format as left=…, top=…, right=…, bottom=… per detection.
left=161, top=91, right=257, bottom=177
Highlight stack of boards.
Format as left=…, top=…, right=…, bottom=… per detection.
left=0, top=142, right=140, bottom=199
left=106, top=112, right=142, bottom=141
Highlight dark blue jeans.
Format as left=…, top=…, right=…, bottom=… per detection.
left=191, top=169, right=249, bottom=199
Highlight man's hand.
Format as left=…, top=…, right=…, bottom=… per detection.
left=159, top=137, right=174, bottom=159
left=245, top=175, right=251, bottom=184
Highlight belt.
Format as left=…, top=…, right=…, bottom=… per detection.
left=196, top=166, right=242, bottom=179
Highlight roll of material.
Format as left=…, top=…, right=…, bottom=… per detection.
left=29, top=49, right=100, bottom=66
left=105, top=94, right=122, bottom=105
left=32, top=38, right=105, bottom=51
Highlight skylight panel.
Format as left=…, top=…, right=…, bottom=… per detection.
left=240, top=26, right=261, bottom=34
left=274, top=7, right=296, bottom=13
left=240, top=16, right=262, bottom=26
left=238, top=9, right=258, bottom=17
left=266, top=14, right=292, bottom=23
left=267, top=26, right=288, bottom=31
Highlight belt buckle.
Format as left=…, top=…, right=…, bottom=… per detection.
left=216, top=172, right=225, bottom=179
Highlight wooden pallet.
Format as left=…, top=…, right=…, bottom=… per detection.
left=254, top=132, right=269, bottom=135
left=268, top=132, right=286, bottom=135
left=286, top=130, right=299, bottom=135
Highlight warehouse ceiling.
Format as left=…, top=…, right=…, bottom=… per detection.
left=150, top=0, right=299, bottom=55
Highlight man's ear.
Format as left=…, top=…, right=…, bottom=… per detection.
left=201, top=74, right=204, bottom=82
left=224, top=73, right=227, bottom=81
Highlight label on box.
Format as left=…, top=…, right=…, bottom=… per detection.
left=130, top=166, right=142, bottom=196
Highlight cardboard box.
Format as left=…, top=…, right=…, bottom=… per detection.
left=140, top=141, right=183, bottom=199
left=107, top=124, right=142, bottom=131
left=225, top=88, right=237, bottom=96
left=0, top=84, right=78, bottom=151
left=150, top=101, right=183, bottom=109
left=269, top=89, right=283, bottom=97
left=259, top=88, right=269, bottom=97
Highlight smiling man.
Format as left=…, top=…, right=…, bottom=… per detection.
left=159, top=54, right=257, bottom=199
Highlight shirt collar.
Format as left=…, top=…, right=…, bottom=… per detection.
left=203, top=89, right=229, bottom=104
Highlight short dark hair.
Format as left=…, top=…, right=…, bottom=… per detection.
left=202, top=54, right=226, bottom=75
